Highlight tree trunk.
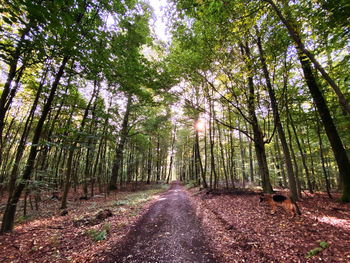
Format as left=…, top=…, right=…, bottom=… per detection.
left=195, top=129, right=207, bottom=188
left=1, top=55, right=70, bottom=233
left=7, top=68, right=48, bottom=198
left=265, top=0, right=350, bottom=115
left=248, top=132, right=254, bottom=183
left=297, top=51, right=350, bottom=202
left=0, top=24, right=32, bottom=152
left=238, top=122, right=246, bottom=188
left=286, top=114, right=302, bottom=198
left=218, top=120, right=228, bottom=188
left=61, top=81, right=98, bottom=209
left=110, top=94, right=132, bottom=189
left=228, top=110, right=236, bottom=189
left=256, top=30, right=297, bottom=200
left=146, top=144, right=152, bottom=184
left=209, top=101, right=217, bottom=189
left=287, top=106, right=313, bottom=194
left=274, top=135, right=287, bottom=188
left=243, top=43, right=273, bottom=194
left=315, top=110, right=332, bottom=199
left=156, top=138, right=161, bottom=183
left=167, top=125, right=177, bottom=184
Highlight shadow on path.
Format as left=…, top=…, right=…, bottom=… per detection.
left=99, top=181, right=216, bottom=263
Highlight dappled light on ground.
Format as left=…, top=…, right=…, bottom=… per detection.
left=311, top=215, right=350, bottom=230
left=189, top=188, right=350, bottom=262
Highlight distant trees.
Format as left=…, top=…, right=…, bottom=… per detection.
left=169, top=0, right=349, bottom=201
left=0, top=0, right=174, bottom=233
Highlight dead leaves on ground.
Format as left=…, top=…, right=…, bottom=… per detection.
left=190, top=189, right=350, bottom=262
left=0, top=185, right=165, bottom=263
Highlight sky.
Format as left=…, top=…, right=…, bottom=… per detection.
left=148, top=0, right=171, bottom=42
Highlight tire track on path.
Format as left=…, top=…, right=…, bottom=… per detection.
left=100, top=181, right=216, bottom=263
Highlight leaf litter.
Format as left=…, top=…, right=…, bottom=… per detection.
left=0, top=184, right=167, bottom=263
left=189, top=187, right=350, bottom=262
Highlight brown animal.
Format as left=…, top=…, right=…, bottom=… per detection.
left=260, top=194, right=301, bottom=217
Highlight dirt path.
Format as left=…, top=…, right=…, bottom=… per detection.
left=100, top=181, right=216, bottom=263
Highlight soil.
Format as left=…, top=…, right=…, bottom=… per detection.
left=99, top=181, right=216, bottom=262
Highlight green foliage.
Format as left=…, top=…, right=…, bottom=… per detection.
left=84, top=223, right=110, bottom=242
left=319, top=241, right=329, bottom=249
left=306, top=247, right=323, bottom=259
left=305, top=241, right=329, bottom=259
left=114, top=185, right=168, bottom=207
left=186, top=180, right=198, bottom=189
left=114, top=200, right=130, bottom=206
left=15, top=215, right=31, bottom=225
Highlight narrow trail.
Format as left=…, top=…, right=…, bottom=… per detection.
left=102, top=181, right=216, bottom=263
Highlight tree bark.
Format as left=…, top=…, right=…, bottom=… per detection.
left=297, top=51, right=350, bottom=202
left=218, top=120, right=228, bottom=188
left=315, top=110, right=332, bottom=199
left=256, top=30, right=297, bottom=200
left=61, top=81, right=99, bottom=209
left=1, top=55, right=70, bottom=233
left=287, top=106, right=313, bottom=194
left=243, top=43, right=273, bottom=193
left=238, top=122, right=246, bottom=188
left=110, top=94, right=132, bottom=189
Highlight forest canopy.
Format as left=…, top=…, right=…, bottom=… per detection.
left=0, top=0, right=349, bottom=234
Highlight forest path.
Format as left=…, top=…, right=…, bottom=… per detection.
left=103, top=181, right=216, bottom=262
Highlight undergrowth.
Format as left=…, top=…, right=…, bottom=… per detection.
left=306, top=241, right=329, bottom=259
left=85, top=223, right=110, bottom=242
left=114, top=184, right=168, bottom=208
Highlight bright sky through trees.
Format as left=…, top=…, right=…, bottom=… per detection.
left=148, top=0, right=170, bottom=42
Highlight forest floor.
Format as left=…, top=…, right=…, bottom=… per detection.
left=0, top=182, right=350, bottom=262
left=0, top=183, right=169, bottom=262
left=189, top=186, right=350, bottom=262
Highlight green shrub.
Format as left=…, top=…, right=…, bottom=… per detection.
left=114, top=200, right=130, bottom=206
left=85, top=224, right=110, bottom=242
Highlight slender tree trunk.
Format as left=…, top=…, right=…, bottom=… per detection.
left=209, top=100, right=217, bottom=189
left=7, top=68, right=48, bottom=198
left=1, top=55, right=70, bottom=233
left=218, top=120, right=228, bottom=188
left=238, top=122, right=246, bottom=188
left=287, top=106, right=313, bottom=194
left=146, top=147, right=152, bottom=184
left=0, top=23, right=32, bottom=153
left=286, top=115, right=302, bottom=198
left=156, top=138, right=160, bottom=183
left=315, top=111, right=332, bottom=198
left=228, top=110, right=236, bottom=189
left=248, top=132, right=254, bottom=183
left=167, top=125, right=177, bottom=184
left=195, top=129, right=207, bottom=188
left=274, top=135, right=287, bottom=187
left=297, top=51, right=350, bottom=202
left=256, top=30, right=297, bottom=200
left=110, top=94, right=132, bottom=189
left=61, top=81, right=98, bottom=208
left=243, top=43, right=273, bottom=193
